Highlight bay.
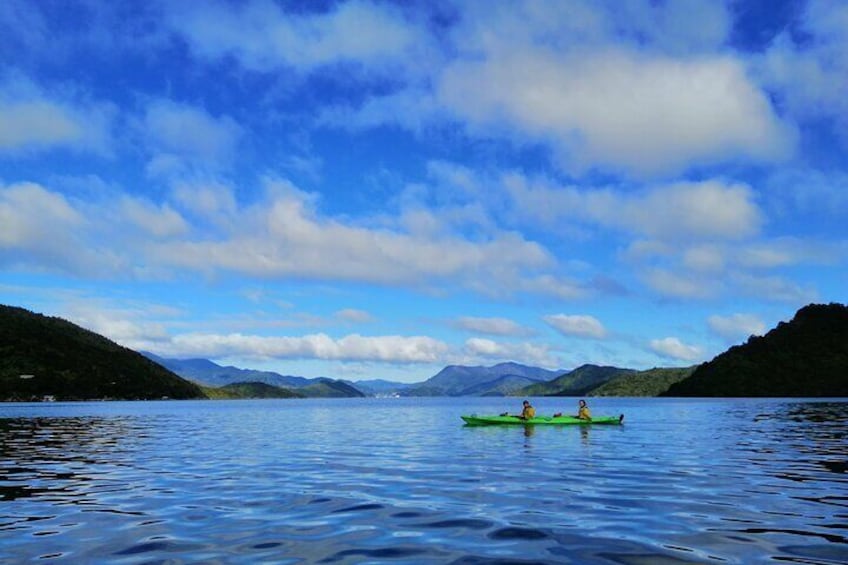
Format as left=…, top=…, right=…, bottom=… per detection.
left=1, top=397, right=846, bottom=564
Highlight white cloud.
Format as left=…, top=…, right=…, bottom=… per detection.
left=618, top=181, right=763, bottom=241
left=153, top=178, right=553, bottom=294
left=0, top=182, right=183, bottom=277
left=517, top=275, right=590, bottom=300
left=0, top=77, right=113, bottom=155
left=438, top=46, right=793, bottom=176
left=462, top=337, right=555, bottom=367
left=736, top=238, right=844, bottom=269
left=642, top=268, right=717, bottom=300
left=758, top=1, right=848, bottom=141
left=119, top=196, right=188, bottom=238
left=171, top=0, right=424, bottom=74
left=732, top=273, right=818, bottom=304
left=313, top=2, right=791, bottom=176
left=544, top=314, right=607, bottom=339
left=0, top=176, right=564, bottom=298
left=506, top=175, right=763, bottom=242
left=144, top=100, right=242, bottom=172
left=708, top=313, right=767, bottom=342
left=335, top=309, right=375, bottom=324
left=649, top=337, right=702, bottom=362
left=682, top=245, right=725, bottom=272
left=171, top=180, right=239, bottom=227
left=450, top=1, right=731, bottom=57
left=456, top=316, right=531, bottom=337
left=0, top=182, right=90, bottom=271
left=143, top=332, right=449, bottom=364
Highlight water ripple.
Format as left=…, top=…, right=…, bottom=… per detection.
left=1, top=398, right=847, bottom=563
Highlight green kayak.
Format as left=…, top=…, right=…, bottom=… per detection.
left=461, top=414, right=624, bottom=426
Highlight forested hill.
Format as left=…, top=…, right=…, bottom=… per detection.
left=663, top=303, right=848, bottom=397
left=0, top=305, right=205, bottom=401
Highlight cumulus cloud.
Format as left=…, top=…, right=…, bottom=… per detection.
left=0, top=182, right=90, bottom=271
left=462, top=337, right=555, bottom=367
left=0, top=181, right=196, bottom=276
left=170, top=0, right=424, bottom=74
left=171, top=180, right=239, bottom=227
left=0, top=77, right=113, bottom=155
left=617, top=181, right=763, bottom=241
left=649, top=337, right=702, bottom=362
left=736, top=238, right=844, bottom=269
left=145, top=332, right=449, bottom=364
left=708, top=313, right=767, bottom=342
left=0, top=176, right=564, bottom=298
left=144, top=100, right=242, bottom=173
left=732, top=273, right=818, bottom=303
left=641, top=268, right=717, bottom=300
left=682, top=245, right=726, bottom=272
left=307, top=1, right=792, bottom=176
left=544, top=314, right=607, bottom=339
left=758, top=1, right=848, bottom=143
left=516, top=274, right=591, bottom=300
left=438, top=46, right=793, bottom=176
left=118, top=196, right=188, bottom=238
left=506, top=175, right=763, bottom=242
left=456, top=316, right=531, bottom=337
left=153, top=178, right=553, bottom=293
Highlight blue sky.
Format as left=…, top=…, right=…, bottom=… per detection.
left=1, top=0, right=846, bottom=383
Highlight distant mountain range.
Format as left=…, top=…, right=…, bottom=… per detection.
left=142, top=353, right=314, bottom=388
left=402, top=362, right=562, bottom=396
left=3, top=302, right=846, bottom=400
left=143, top=353, right=366, bottom=398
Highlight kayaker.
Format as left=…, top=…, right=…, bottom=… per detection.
left=519, top=400, right=536, bottom=420
left=502, top=400, right=536, bottom=419
left=576, top=399, right=591, bottom=420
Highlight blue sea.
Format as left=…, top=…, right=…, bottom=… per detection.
left=1, top=397, right=846, bottom=564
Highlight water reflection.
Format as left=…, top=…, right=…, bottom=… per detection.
left=0, top=417, right=139, bottom=503
left=746, top=402, right=848, bottom=482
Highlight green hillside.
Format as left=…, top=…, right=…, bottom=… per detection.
left=591, top=366, right=695, bottom=396
left=297, top=378, right=366, bottom=398
left=515, top=364, right=634, bottom=396
left=202, top=381, right=302, bottom=399
left=664, top=303, right=848, bottom=397
left=0, top=305, right=205, bottom=401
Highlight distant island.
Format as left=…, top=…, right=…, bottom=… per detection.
left=1, top=302, right=846, bottom=401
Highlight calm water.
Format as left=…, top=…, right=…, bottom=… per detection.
left=1, top=397, right=846, bottom=564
